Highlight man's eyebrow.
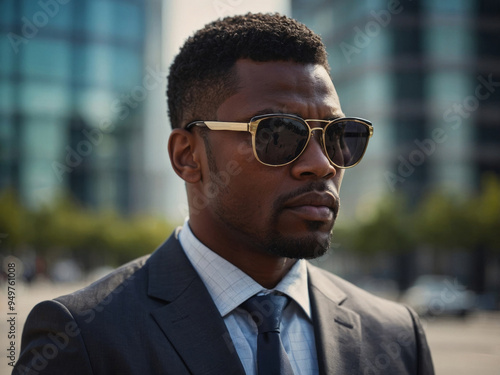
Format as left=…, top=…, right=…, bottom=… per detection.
left=248, top=109, right=344, bottom=121
left=234, top=108, right=284, bottom=122
left=325, top=114, right=345, bottom=121
left=251, top=108, right=283, bottom=117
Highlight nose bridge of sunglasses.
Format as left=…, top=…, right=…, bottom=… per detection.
left=308, top=126, right=325, bottom=143
left=302, top=121, right=339, bottom=159
left=304, top=119, right=331, bottom=132
left=298, top=127, right=326, bottom=160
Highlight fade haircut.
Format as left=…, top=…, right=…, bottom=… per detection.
left=167, top=13, right=330, bottom=129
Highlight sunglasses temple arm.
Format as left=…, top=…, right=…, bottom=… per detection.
left=203, top=122, right=249, bottom=131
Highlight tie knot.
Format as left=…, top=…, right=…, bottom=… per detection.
left=241, top=294, right=289, bottom=334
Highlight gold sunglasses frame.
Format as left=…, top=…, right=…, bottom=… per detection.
left=185, top=113, right=373, bottom=168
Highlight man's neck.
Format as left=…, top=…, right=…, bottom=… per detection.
left=189, top=221, right=297, bottom=289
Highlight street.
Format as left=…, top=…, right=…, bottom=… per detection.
left=1, top=281, right=499, bottom=374
left=423, top=312, right=500, bottom=375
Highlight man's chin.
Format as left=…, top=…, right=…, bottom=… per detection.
left=264, top=232, right=331, bottom=260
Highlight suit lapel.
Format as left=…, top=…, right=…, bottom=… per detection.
left=147, top=233, right=245, bottom=375
left=308, top=263, right=362, bottom=375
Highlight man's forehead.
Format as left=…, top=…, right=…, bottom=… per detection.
left=221, top=59, right=342, bottom=119
left=234, top=59, right=331, bottom=85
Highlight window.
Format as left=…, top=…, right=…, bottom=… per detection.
left=85, top=0, right=144, bottom=41
left=22, top=0, right=73, bottom=30
left=0, top=83, right=14, bottom=114
left=1, top=29, right=15, bottom=75
left=114, top=2, right=144, bottom=42
left=22, top=116, right=65, bottom=159
left=85, top=0, right=115, bottom=39
left=0, top=0, right=15, bottom=27
left=424, top=25, right=473, bottom=59
left=423, top=0, right=474, bottom=14
left=111, top=46, right=142, bottom=91
left=84, top=44, right=113, bottom=87
left=22, top=38, right=71, bottom=81
left=19, top=158, right=58, bottom=206
left=20, top=82, right=70, bottom=115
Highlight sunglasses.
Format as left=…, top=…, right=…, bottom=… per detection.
left=185, top=114, right=373, bottom=168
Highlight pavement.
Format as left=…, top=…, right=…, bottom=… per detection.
left=1, top=281, right=500, bottom=374
left=423, top=312, right=500, bottom=375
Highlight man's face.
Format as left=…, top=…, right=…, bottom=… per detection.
left=191, top=59, right=344, bottom=259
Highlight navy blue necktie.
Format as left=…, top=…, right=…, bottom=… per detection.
left=241, top=294, right=295, bottom=375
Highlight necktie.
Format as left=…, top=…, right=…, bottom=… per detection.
left=241, top=294, right=295, bottom=375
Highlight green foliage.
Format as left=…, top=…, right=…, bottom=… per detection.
left=414, top=174, right=500, bottom=252
left=0, top=189, right=28, bottom=249
left=414, top=191, right=470, bottom=250
left=472, top=174, right=500, bottom=252
left=340, top=174, right=500, bottom=254
left=0, top=190, right=176, bottom=268
left=346, top=194, right=415, bottom=254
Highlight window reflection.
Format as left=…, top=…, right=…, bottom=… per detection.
left=22, top=40, right=71, bottom=81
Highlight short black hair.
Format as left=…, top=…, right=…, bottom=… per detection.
left=167, top=13, right=330, bottom=129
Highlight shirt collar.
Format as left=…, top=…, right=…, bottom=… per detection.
left=178, top=219, right=312, bottom=320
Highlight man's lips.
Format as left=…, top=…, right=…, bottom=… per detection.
left=282, top=192, right=338, bottom=222
left=286, top=205, right=333, bottom=221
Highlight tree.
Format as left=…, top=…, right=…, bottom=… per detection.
left=0, top=189, right=27, bottom=252
left=0, top=189, right=176, bottom=275
left=349, top=194, right=415, bottom=255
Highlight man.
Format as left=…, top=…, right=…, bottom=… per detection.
left=14, top=13, right=434, bottom=375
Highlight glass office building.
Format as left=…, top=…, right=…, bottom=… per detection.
left=292, top=0, right=500, bottom=218
left=0, top=0, right=161, bottom=212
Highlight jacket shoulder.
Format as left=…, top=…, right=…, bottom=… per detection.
left=307, top=262, right=412, bottom=323
left=55, top=254, right=150, bottom=313
left=308, top=263, right=435, bottom=374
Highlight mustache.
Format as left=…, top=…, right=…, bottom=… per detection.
left=272, top=181, right=340, bottom=218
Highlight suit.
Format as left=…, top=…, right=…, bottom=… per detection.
left=14, top=232, right=434, bottom=374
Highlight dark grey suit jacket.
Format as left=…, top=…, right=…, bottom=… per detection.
left=14, top=233, right=434, bottom=374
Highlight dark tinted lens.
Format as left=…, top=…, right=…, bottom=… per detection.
left=254, top=117, right=308, bottom=165
left=324, top=121, right=369, bottom=167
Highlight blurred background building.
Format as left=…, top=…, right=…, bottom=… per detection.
left=0, top=0, right=166, bottom=215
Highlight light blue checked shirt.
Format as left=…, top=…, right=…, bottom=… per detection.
left=179, top=220, right=319, bottom=375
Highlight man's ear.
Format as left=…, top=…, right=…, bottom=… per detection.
left=168, top=129, right=203, bottom=183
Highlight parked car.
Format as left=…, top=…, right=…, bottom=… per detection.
left=401, top=275, right=475, bottom=317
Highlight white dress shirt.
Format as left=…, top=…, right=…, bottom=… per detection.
left=178, top=220, right=319, bottom=375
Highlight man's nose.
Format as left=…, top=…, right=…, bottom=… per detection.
left=290, top=129, right=336, bottom=179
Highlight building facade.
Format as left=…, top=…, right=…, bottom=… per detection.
left=0, top=0, right=165, bottom=214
